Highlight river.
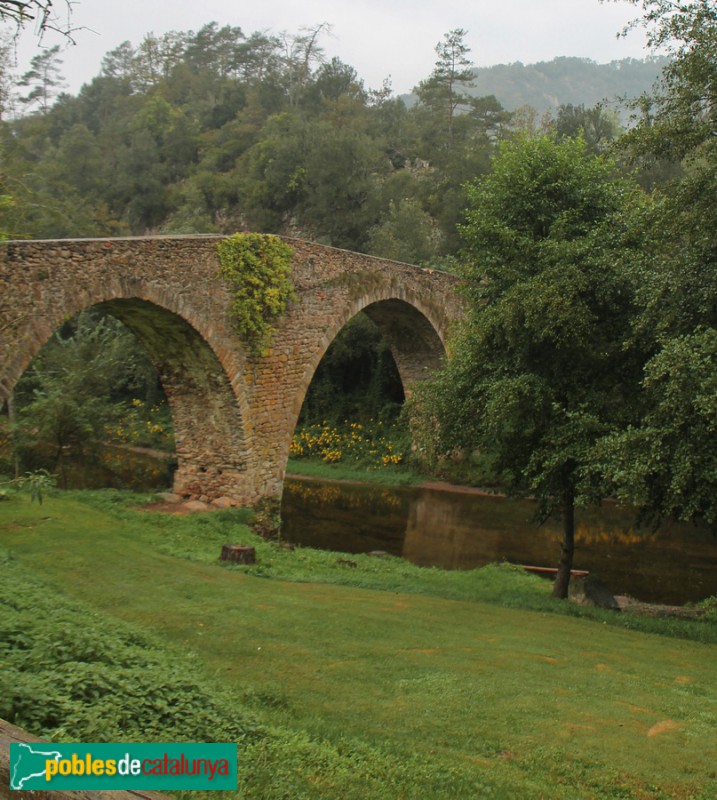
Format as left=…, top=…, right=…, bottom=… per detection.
left=280, top=475, right=717, bottom=605
left=15, top=445, right=717, bottom=605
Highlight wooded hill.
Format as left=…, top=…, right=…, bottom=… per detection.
left=443, top=56, right=667, bottom=115
left=0, top=26, right=667, bottom=262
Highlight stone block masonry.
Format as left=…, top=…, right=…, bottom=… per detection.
left=0, top=235, right=464, bottom=506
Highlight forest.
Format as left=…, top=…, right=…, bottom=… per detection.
left=0, top=24, right=649, bottom=463
left=0, top=24, right=662, bottom=253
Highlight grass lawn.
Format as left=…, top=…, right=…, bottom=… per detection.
left=286, top=456, right=427, bottom=485
left=1, top=488, right=716, bottom=799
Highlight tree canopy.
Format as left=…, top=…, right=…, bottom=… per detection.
left=409, top=134, right=647, bottom=597
left=597, top=0, right=717, bottom=527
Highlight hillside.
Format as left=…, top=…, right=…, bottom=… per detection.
left=404, top=56, right=669, bottom=115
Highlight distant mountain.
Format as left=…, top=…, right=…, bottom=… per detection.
left=403, top=56, right=669, bottom=117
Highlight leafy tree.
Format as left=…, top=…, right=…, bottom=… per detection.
left=302, top=57, right=367, bottom=123
left=100, top=40, right=137, bottom=83
left=297, top=120, right=385, bottom=249
left=367, top=198, right=442, bottom=265
left=300, top=313, right=404, bottom=424
left=598, top=0, right=717, bottom=526
left=12, top=311, right=164, bottom=476
left=553, top=102, right=621, bottom=153
left=409, top=134, right=646, bottom=597
left=236, top=112, right=310, bottom=232
left=600, top=329, right=717, bottom=526
left=183, top=22, right=245, bottom=78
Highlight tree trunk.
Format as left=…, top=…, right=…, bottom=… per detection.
left=6, top=392, right=19, bottom=479
left=552, top=489, right=575, bottom=599
left=221, top=544, right=256, bottom=564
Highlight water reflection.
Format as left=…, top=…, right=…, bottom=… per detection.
left=18, top=446, right=176, bottom=492
left=281, top=477, right=717, bottom=605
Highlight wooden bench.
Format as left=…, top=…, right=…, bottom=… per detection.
left=519, top=565, right=590, bottom=578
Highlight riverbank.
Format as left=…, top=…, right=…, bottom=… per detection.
left=2, top=488, right=717, bottom=799
left=287, top=466, right=506, bottom=498
left=286, top=456, right=429, bottom=486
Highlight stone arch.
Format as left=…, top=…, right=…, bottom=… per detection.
left=277, top=293, right=448, bottom=486
left=2, top=291, right=254, bottom=504
left=1, top=235, right=465, bottom=509
left=361, top=299, right=447, bottom=392
left=292, top=293, right=448, bottom=424
left=96, top=299, right=250, bottom=501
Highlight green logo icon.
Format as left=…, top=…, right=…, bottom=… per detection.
left=10, top=742, right=237, bottom=791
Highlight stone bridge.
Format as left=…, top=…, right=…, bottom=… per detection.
left=0, top=236, right=463, bottom=506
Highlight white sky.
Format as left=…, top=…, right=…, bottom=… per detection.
left=12, top=0, right=650, bottom=96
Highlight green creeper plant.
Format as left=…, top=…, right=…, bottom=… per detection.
left=217, top=233, right=295, bottom=354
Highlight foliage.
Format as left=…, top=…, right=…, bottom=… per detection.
left=11, top=468, right=55, bottom=504
left=599, top=0, right=717, bottom=526
left=0, top=18, right=663, bottom=249
left=0, top=558, right=260, bottom=743
left=408, top=134, right=647, bottom=597
left=11, top=309, right=170, bottom=475
left=290, top=420, right=405, bottom=468
left=600, top=329, right=717, bottom=528
left=415, top=28, right=475, bottom=142
left=299, top=312, right=404, bottom=425
left=552, top=102, right=622, bottom=153
left=367, top=198, right=443, bottom=265
left=17, top=43, right=65, bottom=112
left=105, top=398, right=173, bottom=450
left=217, top=232, right=295, bottom=353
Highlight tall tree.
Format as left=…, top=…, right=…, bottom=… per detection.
left=415, top=28, right=475, bottom=143
left=17, top=44, right=65, bottom=112
left=409, top=134, right=647, bottom=597
left=281, top=22, right=330, bottom=107
left=553, top=102, right=621, bottom=153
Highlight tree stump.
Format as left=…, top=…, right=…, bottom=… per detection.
left=221, top=545, right=256, bottom=564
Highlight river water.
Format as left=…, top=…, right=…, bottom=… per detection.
left=18, top=446, right=717, bottom=605
left=280, top=476, right=717, bottom=605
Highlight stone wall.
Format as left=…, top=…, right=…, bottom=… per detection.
left=0, top=235, right=464, bottom=505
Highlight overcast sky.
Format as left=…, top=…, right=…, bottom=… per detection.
left=14, top=0, right=650, bottom=96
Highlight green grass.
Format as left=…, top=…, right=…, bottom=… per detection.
left=2, top=487, right=717, bottom=799
left=286, top=456, right=426, bottom=485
